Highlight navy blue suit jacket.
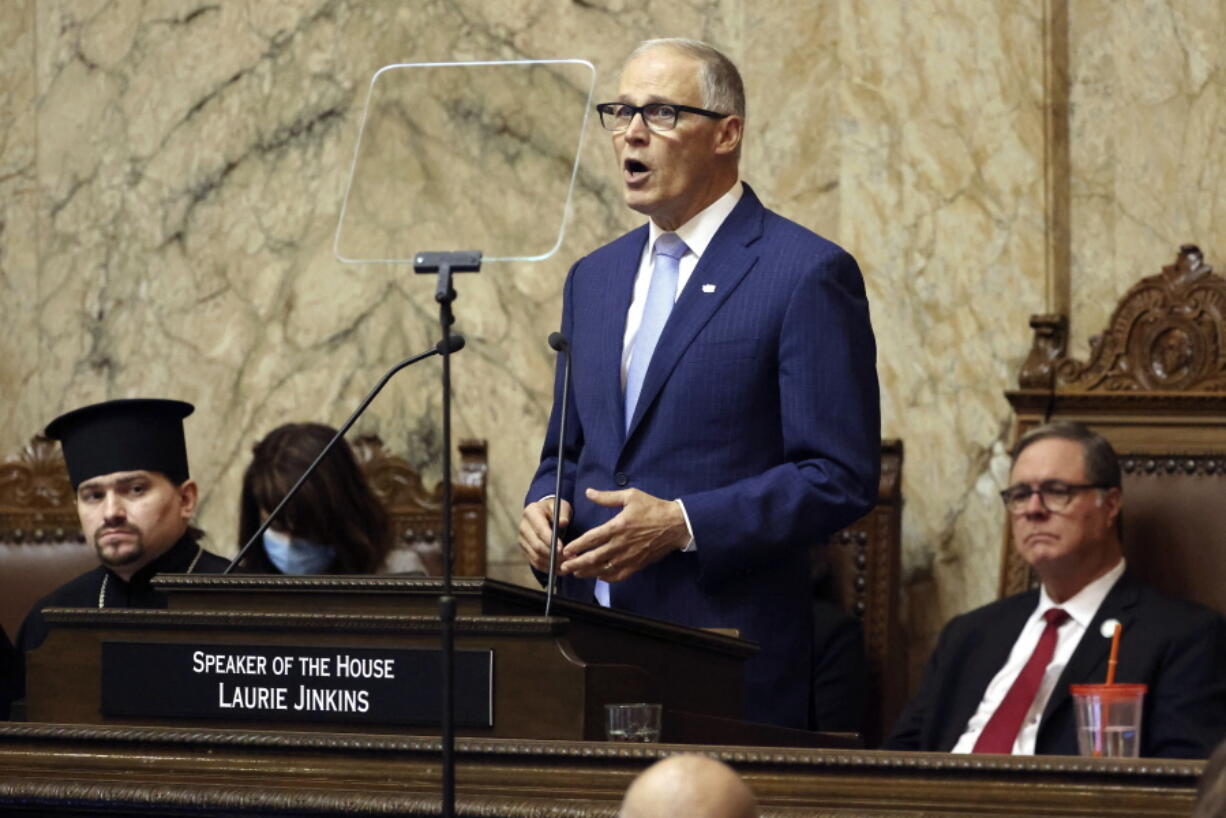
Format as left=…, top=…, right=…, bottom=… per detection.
left=527, top=185, right=880, bottom=728
left=886, top=571, right=1226, bottom=757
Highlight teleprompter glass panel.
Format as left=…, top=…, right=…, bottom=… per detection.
left=335, top=59, right=596, bottom=264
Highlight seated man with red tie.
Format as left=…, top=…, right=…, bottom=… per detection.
left=886, top=421, right=1226, bottom=757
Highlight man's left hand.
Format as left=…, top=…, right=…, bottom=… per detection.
left=560, top=487, right=690, bottom=581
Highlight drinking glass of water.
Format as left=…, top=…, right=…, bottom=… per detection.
left=605, top=703, right=662, bottom=743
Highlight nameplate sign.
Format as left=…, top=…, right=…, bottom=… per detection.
left=101, top=642, right=493, bottom=727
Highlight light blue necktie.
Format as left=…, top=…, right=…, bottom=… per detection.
left=625, top=232, right=687, bottom=433
left=598, top=233, right=686, bottom=609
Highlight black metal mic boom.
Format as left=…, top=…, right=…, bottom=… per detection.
left=223, top=333, right=465, bottom=574
left=544, top=331, right=571, bottom=616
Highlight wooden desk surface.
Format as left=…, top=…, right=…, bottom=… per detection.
left=0, top=722, right=1204, bottom=817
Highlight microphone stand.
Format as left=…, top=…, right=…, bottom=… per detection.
left=223, top=334, right=464, bottom=574
left=544, top=332, right=571, bottom=617
left=414, top=250, right=480, bottom=818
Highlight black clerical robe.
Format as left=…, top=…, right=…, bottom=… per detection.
left=14, top=534, right=231, bottom=703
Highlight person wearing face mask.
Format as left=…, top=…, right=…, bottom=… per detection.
left=237, top=423, right=424, bottom=576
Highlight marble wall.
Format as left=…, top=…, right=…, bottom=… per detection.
left=2, top=0, right=1223, bottom=696
left=1067, top=0, right=1226, bottom=358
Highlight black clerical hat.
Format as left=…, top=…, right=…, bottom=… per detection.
left=45, top=398, right=195, bottom=489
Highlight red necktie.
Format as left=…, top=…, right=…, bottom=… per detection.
left=973, top=607, right=1070, bottom=754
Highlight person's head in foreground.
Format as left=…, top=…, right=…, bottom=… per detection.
left=46, top=398, right=200, bottom=582
left=1194, top=738, right=1226, bottom=817
left=238, top=422, right=392, bottom=574
left=619, top=754, right=757, bottom=818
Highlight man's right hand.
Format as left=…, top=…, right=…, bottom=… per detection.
left=517, top=497, right=572, bottom=574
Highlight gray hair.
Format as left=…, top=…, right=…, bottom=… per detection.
left=629, top=38, right=746, bottom=120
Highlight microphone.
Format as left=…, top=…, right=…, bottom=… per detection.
left=544, top=332, right=571, bottom=616
left=224, top=333, right=465, bottom=573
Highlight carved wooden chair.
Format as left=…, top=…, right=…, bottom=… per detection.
left=1001, top=243, right=1226, bottom=617
left=813, top=439, right=904, bottom=744
left=351, top=436, right=488, bottom=577
left=0, top=437, right=95, bottom=642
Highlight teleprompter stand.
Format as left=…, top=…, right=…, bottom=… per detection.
left=414, top=250, right=481, bottom=818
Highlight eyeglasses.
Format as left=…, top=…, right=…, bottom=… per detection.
left=595, top=101, right=730, bottom=133
left=999, top=481, right=1112, bottom=514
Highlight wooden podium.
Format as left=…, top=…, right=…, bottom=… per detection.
left=5, top=576, right=1206, bottom=817
left=23, top=575, right=836, bottom=747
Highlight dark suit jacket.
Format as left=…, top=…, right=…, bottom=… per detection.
left=810, top=599, right=869, bottom=735
left=886, top=571, right=1226, bottom=757
left=527, top=185, right=881, bottom=728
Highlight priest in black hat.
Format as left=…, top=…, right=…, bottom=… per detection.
left=15, top=398, right=231, bottom=657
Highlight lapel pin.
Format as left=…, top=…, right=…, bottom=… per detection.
left=1100, top=618, right=1122, bottom=638
left=702, top=283, right=716, bottom=293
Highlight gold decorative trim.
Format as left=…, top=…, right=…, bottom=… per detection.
left=40, top=607, right=567, bottom=635
left=155, top=574, right=487, bottom=591
left=0, top=723, right=1203, bottom=777
left=0, top=782, right=616, bottom=818
left=1007, top=389, right=1226, bottom=412
left=1120, top=455, right=1226, bottom=476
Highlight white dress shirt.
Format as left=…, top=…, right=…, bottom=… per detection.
left=951, top=558, right=1126, bottom=754
left=620, top=181, right=744, bottom=386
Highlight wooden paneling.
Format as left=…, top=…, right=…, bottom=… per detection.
left=0, top=724, right=1202, bottom=817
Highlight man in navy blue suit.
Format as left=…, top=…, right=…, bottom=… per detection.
left=518, top=38, right=880, bottom=729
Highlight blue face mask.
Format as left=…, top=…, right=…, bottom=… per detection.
left=262, top=528, right=336, bottom=575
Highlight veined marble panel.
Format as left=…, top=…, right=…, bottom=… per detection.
left=1067, top=0, right=1226, bottom=359
left=0, top=0, right=40, bottom=445
left=742, top=0, right=841, bottom=239
left=838, top=0, right=1048, bottom=660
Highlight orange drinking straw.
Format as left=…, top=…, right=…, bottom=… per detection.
left=1106, top=622, right=1122, bottom=685
left=1095, top=623, right=1123, bottom=757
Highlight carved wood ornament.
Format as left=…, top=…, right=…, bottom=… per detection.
left=350, top=435, right=488, bottom=576
left=1020, top=245, right=1226, bottom=392
left=0, top=436, right=82, bottom=543
left=1004, top=245, right=1226, bottom=600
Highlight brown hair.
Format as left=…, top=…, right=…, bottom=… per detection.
left=238, top=423, right=391, bottom=574
left=1011, top=420, right=1121, bottom=489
